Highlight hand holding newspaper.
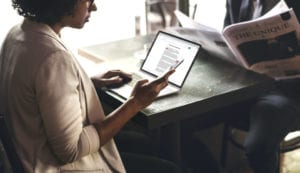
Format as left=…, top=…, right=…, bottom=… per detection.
left=173, top=0, right=300, bottom=80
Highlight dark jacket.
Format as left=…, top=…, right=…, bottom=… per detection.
left=223, top=0, right=300, bottom=98
left=224, top=0, right=280, bottom=27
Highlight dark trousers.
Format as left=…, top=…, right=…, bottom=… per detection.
left=115, top=128, right=222, bottom=173
left=244, top=92, right=300, bottom=173
left=115, top=130, right=181, bottom=173
left=120, top=152, right=180, bottom=173
left=226, top=89, right=300, bottom=173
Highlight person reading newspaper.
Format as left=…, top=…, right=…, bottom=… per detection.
left=174, top=0, right=300, bottom=80
left=222, top=0, right=300, bottom=173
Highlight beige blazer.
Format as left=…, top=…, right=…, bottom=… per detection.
left=0, top=19, right=125, bottom=173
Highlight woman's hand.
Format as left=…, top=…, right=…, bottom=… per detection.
left=91, top=70, right=132, bottom=88
left=93, top=69, right=175, bottom=146
left=129, top=69, right=175, bottom=110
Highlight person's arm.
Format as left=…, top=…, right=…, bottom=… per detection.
left=93, top=69, right=174, bottom=146
left=36, top=49, right=173, bottom=163
left=36, top=51, right=101, bottom=164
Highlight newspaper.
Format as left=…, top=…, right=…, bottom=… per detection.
left=173, top=0, right=300, bottom=80
left=171, top=12, right=238, bottom=65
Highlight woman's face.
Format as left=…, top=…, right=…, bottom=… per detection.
left=62, top=0, right=97, bottom=29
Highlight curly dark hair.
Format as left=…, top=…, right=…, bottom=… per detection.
left=12, top=0, right=79, bottom=25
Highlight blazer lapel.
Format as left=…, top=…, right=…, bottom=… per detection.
left=73, top=59, right=105, bottom=123
left=225, top=0, right=247, bottom=25
left=239, top=0, right=251, bottom=22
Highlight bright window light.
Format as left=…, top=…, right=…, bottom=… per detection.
left=0, top=0, right=226, bottom=48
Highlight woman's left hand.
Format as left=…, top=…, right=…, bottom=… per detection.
left=91, top=70, right=132, bottom=88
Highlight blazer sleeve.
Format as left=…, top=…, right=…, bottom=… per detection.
left=35, top=50, right=100, bottom=164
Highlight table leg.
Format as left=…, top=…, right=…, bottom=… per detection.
left=160, top=122, right=182, bottom=165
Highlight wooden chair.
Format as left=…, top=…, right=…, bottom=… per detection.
left=145, top=0, right=177, bottom=33
left=0, top=115, right=24, bottom=173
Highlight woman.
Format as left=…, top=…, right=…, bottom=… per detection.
left=0, top=0, right=177, bottom=172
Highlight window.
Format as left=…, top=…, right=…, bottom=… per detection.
left=0, top=0, right=226, bottom=48
left=189, top=0, right=226, bottom=31
left=0, top=1, right=22, bottom=44
left=62, top=0, right=146, bottom=48
left=0, top=0, right=146, bottom=49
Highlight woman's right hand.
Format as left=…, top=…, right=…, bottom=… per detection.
left=94, top=69, right=174, bottom=146
left=129, top=69, right=175, bottom=110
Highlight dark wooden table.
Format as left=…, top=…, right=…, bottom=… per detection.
left=78, top=33, right=274, bottom=165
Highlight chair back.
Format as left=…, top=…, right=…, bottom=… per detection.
left=280, top=131, right=300, bottom=152
left=0, top=115, right=24, bottom=173
left=145, top=0, right=177, bottom=33
left=221, top=123, right=300, bottom=169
